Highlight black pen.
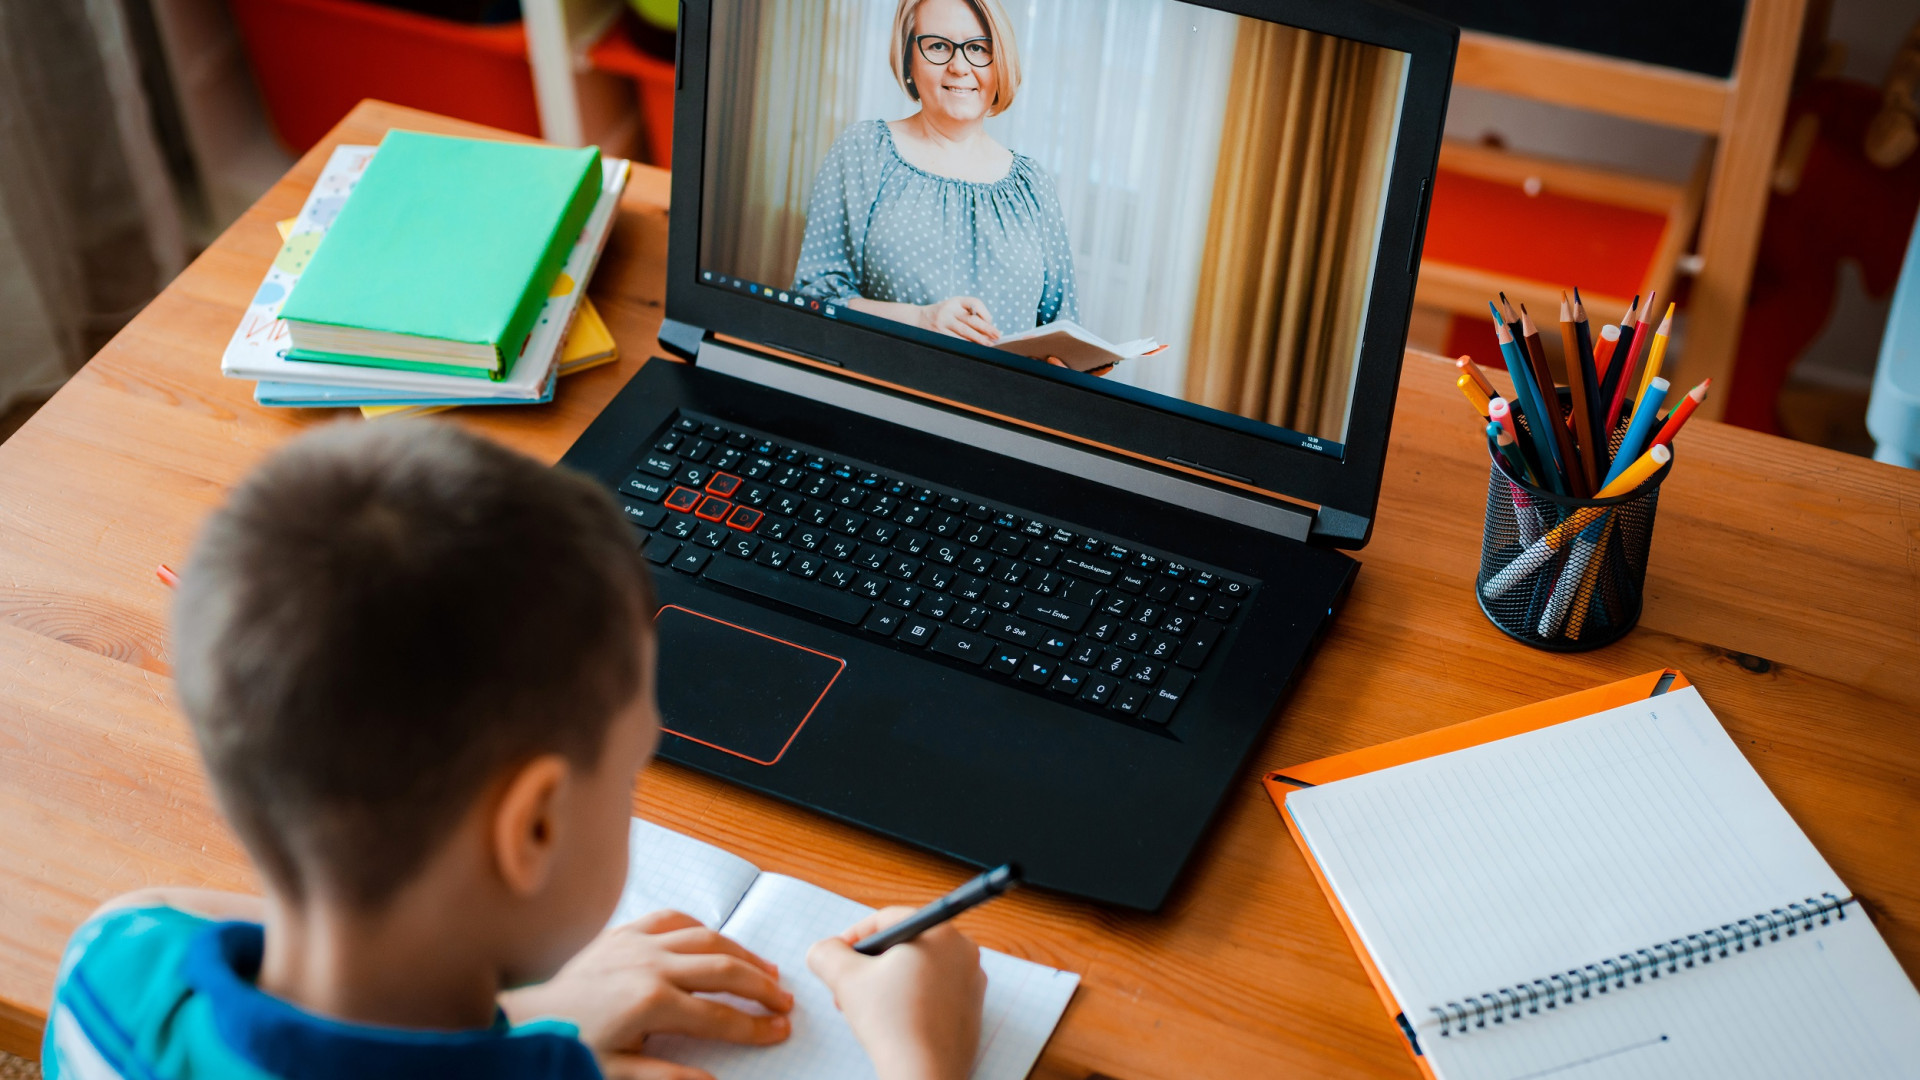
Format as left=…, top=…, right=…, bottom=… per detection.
left=854, top=864, right=1022, bottom=956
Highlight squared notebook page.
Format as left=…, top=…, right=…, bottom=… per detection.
left=1424, top=913, right=1920, bottom=1080
left=1286, top=686, right=1846, bottom=1026
left=648, top=873, right=1079, bottom=1080
left=605, top=818, right=763, bottom=932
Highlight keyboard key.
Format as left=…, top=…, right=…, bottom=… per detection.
left=1129, top=659, right=1165, bottom=685
left=896, top=505, right=929, bottom=527
left=791, top=526, right=827, bottom=551
left=986, top=645, right=1023, bottom=675
left=867, top=495, right=900, bottom=518
left=1085, top=617, right=1119, bottom=642
left=1111, top=685, right=1147, bottom=714
left=953, top=575, right=987, bottom=601
left=918, top=566, right=956, bottom=591
left=863, top=608, right=903, bottom=636
left=662, top=515, right=698, bottom=540
left=672, top=417, right=700, bottom=433
left=1176, top=620, right=1222, bottom=669
left=1067, top=639, right=1102, bottom=666
left=1147, top=580, right=1178, bottom=602
left=1162, top=562, right=1189, bottom=580
left=824, top=538, right=860, bottom=562
left=1193, top=571, right=1218, bottom=589
left=726, top=431, right=752, bottom=448
left=1176, top=586, right=1208, bottom=611
left=916, top=593, right=954, bottom=620
left=966, top=503, right=994, bottom=521
left=675, top=464, right=713, bottom=488
left=954, top=604, right=989, bottom=630
left=789, top=552, right=826, bottom=578
left=992, top=562, right=1028, bottom=587
left=694, top=524, right=729, bottom=549
left=1060, top=578, right=1104, bottom=607
left=802, top=474, right=835, bottom=498
left=1016, top=596, right=1090, bottom=632
left=1205, top=597, right=1240, bottom=621
left=930, top=514, right=962, bottom=538
left=711, top=450, right=742, bottom=472
left=939, top=495, right=967, bottom=513
left=1160, top=612, right=1195, bottom=637
left=1143, top=671, right=1195, bottom=724
left=851, top=574, right=890, bottom=600
left=1037, top=632, right=1072, bottom=657
left=754, top=544, right=791, bottom=570
left=1132, top=603, right=1165, bottom=626
left=1050, top=667, right=1086, bottom=695
left=830, top=486, right=866, bottom=509
left=986, top=614, right=1043, bottom=647
left=640, top=452, right=679, bottom=476
left=929, top=540, right=963, bottom=565
left=800, top=502, right=833, bottom=525
left=762, top=520, right=792, bottom=541
left=1115, top=626, right=1150, bottom=651
left=699, top=424, right=726, bottom=440
left=616, top=498, right=666, bottom=530
left=884, top=555, right=921, bottom=580
left=772, top=493, right=805, bottom=516
left=1100, top=595, right=1134, bottom=617
left=1099, top=651, right=1132, bottom=677
left=989, top=533, right=1027, bottom=557
left=930, top=630, right=989, bottom=665
left=642, top=537, right=678, bottom=565
left=703, top=558, right=869, bottom=625
left=884, top=582, right=922, bottom=609
left=960, top=523, right=995, bottom=547
left=961, top=551, right=996, bottom=576
left=855, top=548, right=889, bottom=571
left=897, top=617, right=939, bottom=647
left=831, top=511, right=867, bottom=535
left=671, top=548, right=711, bottom=574
left=724, top=535, right=760, bottom=560
left=740, top=483, right=772, bottom=505
left=1080, top=674, right=1117, bottom=706
left=1023, top=543, right=1060, bottom=568
left=1115, top=570, right=1149, bottom=594
left=861, top=521, right=900, bottom=545
left=663, top=486, right=703, bottom=514
left=695, top=496, right=732, bottom=522
left=1017, top=657, right=1054, bottom=685
left=726, top=506, right=764, bottom=531
left=1029, top=570, right=1062, bottom=596
left=984, top=584, right=1021, bottom=611
left=821, top=564, right=857, bottom=589
left=1077, top=535, right=1104, bottom=553
left=622, top=474, right=670, bottom=501
left=992, top=510, right=1021, bottom=530
left=1144, top=633, right=1181, bottom=660
left=893, top=531, right=929, bottom=556
left=705, top=473, right=742, bottom=498
left=1218, top=579, right=1250, bottom=600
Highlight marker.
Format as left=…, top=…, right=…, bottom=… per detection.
left=853, top=864, right=1021, bottom=955
left=1650, top=379, right=1710, bottom=450
left=1458, top=372, right=1492, bottom=419
left=1488, top=397, right=1540, bottom=485
left=1457, top=356, right=1498, bottom=401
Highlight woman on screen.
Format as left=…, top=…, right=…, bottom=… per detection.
left=791, top=0, right=1078, bottom=348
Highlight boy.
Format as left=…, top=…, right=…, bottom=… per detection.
left=45, top=421, right=987, bottom=1080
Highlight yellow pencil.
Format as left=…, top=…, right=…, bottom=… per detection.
left=1458, top=372, right=1492, bottom=419
left=1634, top=303, right=1675, bottom=405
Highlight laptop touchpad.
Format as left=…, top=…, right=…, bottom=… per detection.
left=653, top=605, right=846, bottom=766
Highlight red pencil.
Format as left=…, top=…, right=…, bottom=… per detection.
left=156, top=564, right=180, bottom=588
left=1650, top=379, right=1710, bottom=450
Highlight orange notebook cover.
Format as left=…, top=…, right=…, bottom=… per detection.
left=1263, top=668, right=1690, bottom=1077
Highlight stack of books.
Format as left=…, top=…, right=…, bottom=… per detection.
left=223, top=130, right=632, bottom=417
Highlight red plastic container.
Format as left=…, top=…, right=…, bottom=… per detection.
left=228, top=0, right=542, bottom=153
left=587, top=21, right=675, bottom=167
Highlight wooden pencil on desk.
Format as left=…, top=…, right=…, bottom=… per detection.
left=1559, top=297, right=1600, bottom=494
left=1570, top=292, right=1610, bottom=471
left=1605, top=291, right=1656, bottom=438
left=1499, top=291, right=1524, bottom=343
left=1599, top=294, right=1639, bottom=400
left=1635, top=303, right=1675, bottom=405
left=1521, top=303, right=1587, bottom=496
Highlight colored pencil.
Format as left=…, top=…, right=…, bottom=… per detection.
left=1493, top=304, right=1565, bottom=495
left=1489, top=396, right=1540, bottom=486
left=1499, top=291, right=1523, bottom=341
left=1522, top=304, right=1586, bottom=496
left=1634, top=303, right=1675, bottom=406
left=1603, top=377, right=1670, bottom=489
left=1593, top=322, right=1622, bottom=381
left=1650, top=378, right=1710, bottom=450
left=1456, top=355, right=1498, bottom=401
left=156, top=564, right=179, bottom=588
left=1602, top=296, right=1647, bottom=442
left=1599, top=294, right=1639, bottom=396
left=1559, top=296, right=1601, bottom=494
left=1481, top=443, right=1671, bottom=599
left=1490, top=420, right=1532, bottom=487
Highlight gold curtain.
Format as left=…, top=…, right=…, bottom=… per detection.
left=701, top=0, right=870, bottom=287
left=1183, top=25, right=1404, bottom=442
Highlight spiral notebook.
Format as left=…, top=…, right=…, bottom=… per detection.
left=604, top=818, right=1078, bottom=1080
left=1267, top=672, right=1920, bottom=1080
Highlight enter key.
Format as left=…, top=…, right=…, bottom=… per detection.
left=1016, top=595, right=1090, bottom=633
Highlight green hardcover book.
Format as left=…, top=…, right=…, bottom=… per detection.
left=280, top=130, right=601, bottom=379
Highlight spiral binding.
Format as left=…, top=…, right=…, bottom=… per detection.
left=1430, top=893, right=1852, bottom=1037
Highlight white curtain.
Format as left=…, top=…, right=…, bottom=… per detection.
left=844, top=0, right=1237, bottom=398
left=0, top=0, right=191, bottom=414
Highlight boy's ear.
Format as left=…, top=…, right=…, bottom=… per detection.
left=491, top=754, right=571, bottom=897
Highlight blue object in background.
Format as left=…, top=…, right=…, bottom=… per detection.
left=1867, top=212, right=1920, bottom=468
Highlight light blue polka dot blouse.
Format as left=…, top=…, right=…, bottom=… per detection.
left=792, top=120, right=1078, bottom=333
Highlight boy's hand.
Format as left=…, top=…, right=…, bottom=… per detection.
left=807, top=907, right=986, bottom=1080
left=501, top=910, right=792, bottom=1080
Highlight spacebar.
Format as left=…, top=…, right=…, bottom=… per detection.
left=702, top=558, right=872, bottom=625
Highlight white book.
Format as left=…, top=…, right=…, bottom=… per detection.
left=994, top=320, right=1163, bottom=372
left=1284, top=686, right=1920, bottom=1080
left=220, top=145, right=628, bottom=400
left=603, top=818, right=1078, bottom=1080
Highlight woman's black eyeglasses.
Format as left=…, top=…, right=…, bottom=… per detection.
left=914, top=34, right=993, bottom=68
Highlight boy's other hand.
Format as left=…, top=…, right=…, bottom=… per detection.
left=501, top=909, right=792, bottom=1080
left=807, top=906, right=986, bottom=1080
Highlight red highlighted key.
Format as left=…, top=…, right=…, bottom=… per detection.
left=705, top=473, right=742, bottom=498
left=663, top=486, right=702, bottom=514
left=726, top=506, right=764, bottom=532
left=695, top=496, right=732, bottom=522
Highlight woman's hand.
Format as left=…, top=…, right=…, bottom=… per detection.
left=1046, top=356, right=1115, bottom=378
left=807, top=907, right=986, bottom=1080
left=500, top=910, right=793, bottom=1080
left=919, top=297, right=1000, bottom=345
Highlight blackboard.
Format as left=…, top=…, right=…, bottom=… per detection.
left=1396, top=0, right=1749, bottom=79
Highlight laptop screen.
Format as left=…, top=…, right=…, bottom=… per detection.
left=696, top=0, right=1411, bottom=461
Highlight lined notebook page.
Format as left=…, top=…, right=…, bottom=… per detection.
left=1286, top=686, right=1847, bottom=1026
left=1426, top=914, right=1920, bottom=1080
left=649, top=873, right=1079, bottom=1080
left=605, top=818, right=763, bottom=931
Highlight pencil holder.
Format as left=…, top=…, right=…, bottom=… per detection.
left=1475, top=394, right=1670, bottom=651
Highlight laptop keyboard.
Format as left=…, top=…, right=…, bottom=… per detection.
left=612, top=413, right=1254, bottom=727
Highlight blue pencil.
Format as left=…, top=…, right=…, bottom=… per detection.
left=1493, top=304, right=1565, bottom=495
left=1601, top=377, right=1670, bottom=490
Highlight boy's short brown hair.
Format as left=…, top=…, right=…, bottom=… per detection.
left=172, top=421, right=654, bottom=908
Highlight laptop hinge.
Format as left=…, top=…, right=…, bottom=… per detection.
left=696, top=339, right=1319, bottom=543
left=658, top=317, right=704, bottom=361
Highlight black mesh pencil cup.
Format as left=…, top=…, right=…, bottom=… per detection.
left=1475, top=416, right=1670, bottom=652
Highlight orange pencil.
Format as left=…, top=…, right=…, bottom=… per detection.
left=1558, top=296, right=1600, bottom=493
left=1521, top=303, right=1586, bottom=496
left=1650, top=379, right=1710, bottom=450
left=1593, top=322, right=1622, bottom=377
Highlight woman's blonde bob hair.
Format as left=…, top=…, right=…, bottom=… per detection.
left=889, top=0, right=1022, bottom=117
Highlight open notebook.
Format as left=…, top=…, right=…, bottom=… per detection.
left=605, top=819, right=1078, bottom=1079
left=1279, top=683, right=1920, bottom=1080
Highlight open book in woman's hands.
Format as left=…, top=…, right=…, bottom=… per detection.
left=994, top=320, right=1167, bottom=372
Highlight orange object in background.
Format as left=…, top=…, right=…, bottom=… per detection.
left=228, top=0, right=542, bottom=153
left=587, top=16, right=677, bottom=168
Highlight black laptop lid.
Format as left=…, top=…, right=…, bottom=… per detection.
left=664, top=0, right=1457, bottom=547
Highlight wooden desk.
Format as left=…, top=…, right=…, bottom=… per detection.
left=2, top=102, right=1917, bottom=1078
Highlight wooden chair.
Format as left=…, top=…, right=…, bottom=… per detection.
left=1418, top=0, right=1811, bottom=418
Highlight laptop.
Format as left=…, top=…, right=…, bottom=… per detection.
left=562, top=0, right=1456, bottom=910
